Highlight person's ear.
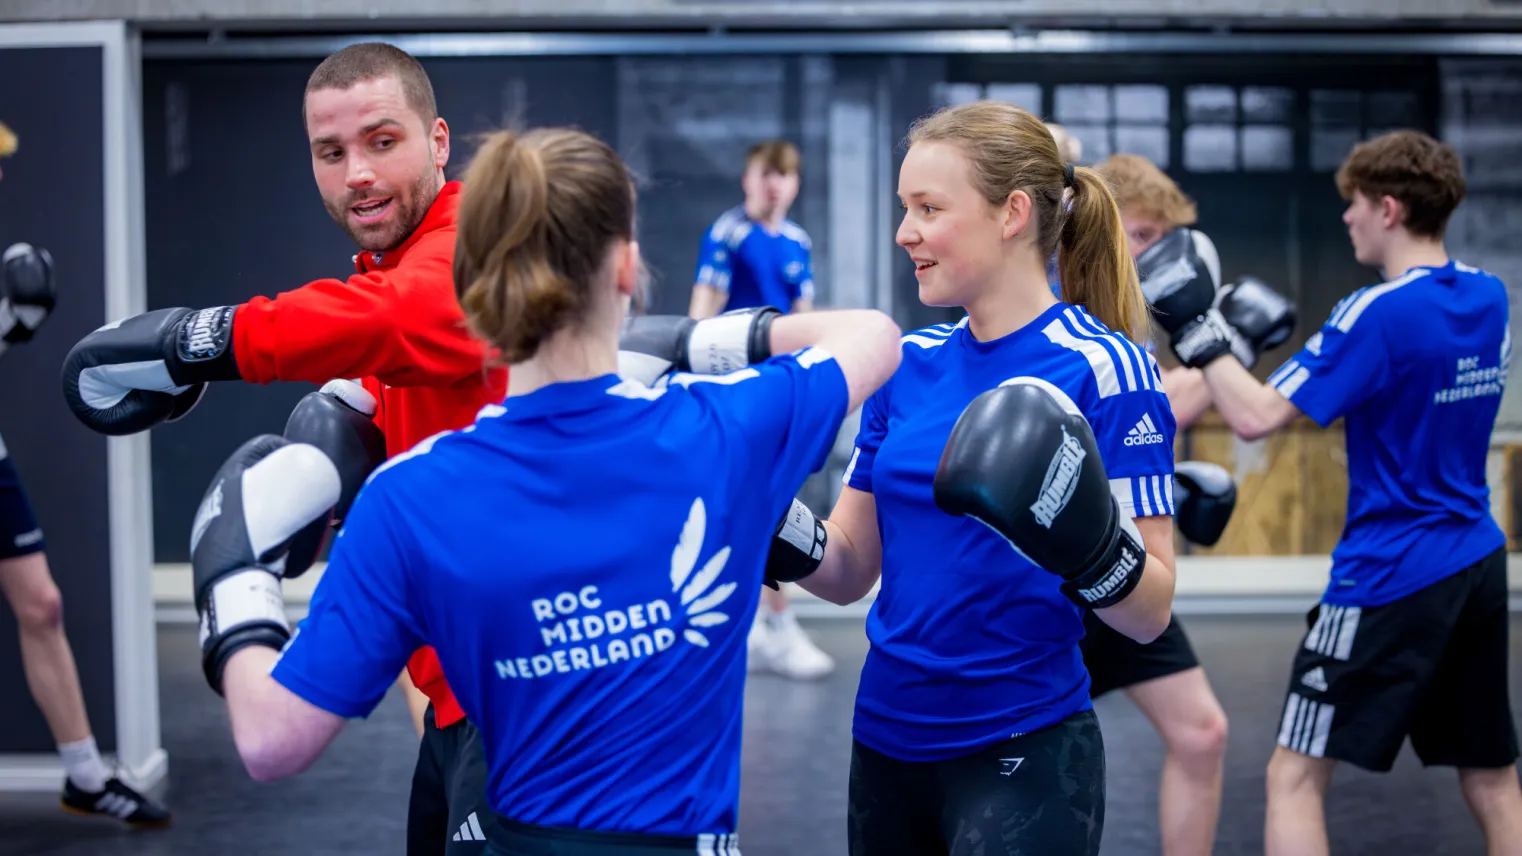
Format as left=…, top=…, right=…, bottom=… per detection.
left=1002, top=189, right=1033, bottom=240
left=1379, top=194, right=1405, bottom=230
left=616, top=241, right=641, bottom=296
left=432, top=117, right=450, bottom=170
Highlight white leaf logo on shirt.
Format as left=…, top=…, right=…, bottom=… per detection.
left=669, top=498, right=735, bottom=648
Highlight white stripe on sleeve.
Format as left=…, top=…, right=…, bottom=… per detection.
left=1148, top=475, right=1168, bottom=515
left=1068, top=309, right=1154, bottom=392
left=1331, top=268, right=1428, bottom=331
left=841, top=448, right=861, bottom=486
left=1272, top=365, right=1311, bottom=399
left=1267, top=359, right=1299, bottom=387
left=1042, top=317, right=1125, bottom=397
left=1110, top=477, right=1137, bottom=517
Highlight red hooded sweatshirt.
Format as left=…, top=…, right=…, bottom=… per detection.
left=232, top=181, right=503, bottom=728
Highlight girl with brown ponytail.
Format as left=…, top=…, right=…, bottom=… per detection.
left=244, top=124, right=903, bottom=855
left=795, top=100, right=1178, bottom=855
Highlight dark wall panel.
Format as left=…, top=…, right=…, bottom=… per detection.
left=0, top=46, right=115, bottom=752
left=884, top=55, right=956, bottom=334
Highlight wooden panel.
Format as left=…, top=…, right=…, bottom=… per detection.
left=1506, top=445, right=1522, bottom=551
left=1300, top=428, right=1350, bottom=553
left=1178, top=413, right=1347, bottom=555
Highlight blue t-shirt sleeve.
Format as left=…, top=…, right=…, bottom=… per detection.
left=679, top=347, right=849, bottom=508
left=1090, top=384, right=1178, bottom=519
left=270, top=481, right=426, bottom=719
left=843, top=381, right=889, bottom=494
left=694, top=227, right=734, bottom=294
left=1266, top=290, right=1391, bottom=427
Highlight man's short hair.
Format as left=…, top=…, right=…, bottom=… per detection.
left=305, top=42, right=438, bottom=127
left=1335, top=130, right=1466, bottom=240
left=746, top=140, right=800, bottom=176
left=1093, top=153, right=1197, bottom=229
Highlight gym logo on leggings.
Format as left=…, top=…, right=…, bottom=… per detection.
left=494, top=497, right=736, bottom=681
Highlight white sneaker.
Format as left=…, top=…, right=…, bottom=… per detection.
left=746, top=615, right=773, bottom=673
left=748, top=609, right=835, bottom=680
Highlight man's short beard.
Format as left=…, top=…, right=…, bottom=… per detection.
left=331, top=169, right=441, bottom=252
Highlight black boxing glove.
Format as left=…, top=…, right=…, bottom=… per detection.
left=0, top=242, right=56, bottom=356
left=934, top=379, right=1147, bottom=609
left=190, top=435, right=341, bottom=694
left=618, top=306, right=779, bottom=386
left=1172, top=461, right=1237, bottom=547
left=1216, top=277, right=1297, bottom=369
left=1137, top=229, right=1237, bottom=370
left=763, top=498, right=828, bottom=591
left=279, top=380, right=389, bottom=580
left=62, top=306, right=242, bottom=436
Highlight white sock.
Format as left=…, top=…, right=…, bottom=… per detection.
left=765, top=607, right=791, bottom=632
left=58, top=736, right=108, bottom=793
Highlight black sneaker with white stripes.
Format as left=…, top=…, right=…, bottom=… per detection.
left=60, top=777, right=171, bottom=829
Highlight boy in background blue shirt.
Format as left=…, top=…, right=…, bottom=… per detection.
left=1184, top=129, right=1522, bottom=856
left=691, top=139, right=833, bottom=681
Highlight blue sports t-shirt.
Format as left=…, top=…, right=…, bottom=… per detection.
left=1267, top=261, right=1509, bottom=608
left=271, top=352, right=849, bottom=837
left=695, top=206, right=815, bottom=312
left=844, top=303, right=1177, bottom=762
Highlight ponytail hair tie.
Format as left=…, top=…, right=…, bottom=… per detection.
left=1062, top=162, right=1076, bottom=189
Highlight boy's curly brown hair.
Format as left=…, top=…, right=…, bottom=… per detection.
left=1335, top=130, right=1466, bottom=239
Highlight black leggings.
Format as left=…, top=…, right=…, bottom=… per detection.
left=482, top=818, right=736, bottom=856
left=848, top=709, right=1106, bottom=856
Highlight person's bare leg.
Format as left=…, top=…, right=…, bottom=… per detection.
left=1264, top=746, right=1336, bottom=856
left=400, top=673, right=429, bottom=738
left=760, top=584, right=789, bottom=616
left=0, top=552, right=103, bottom=790
left=1459, top=765, right=1522, bottom=856
left=1125, top=668, right=1228, bottom=856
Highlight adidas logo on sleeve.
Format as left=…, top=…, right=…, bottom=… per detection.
left=1124, top=414, right=1165, bottom=446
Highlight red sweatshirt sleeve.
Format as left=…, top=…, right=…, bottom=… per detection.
left=231, top=232, right=487, bottom=387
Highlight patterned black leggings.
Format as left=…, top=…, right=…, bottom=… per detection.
left=848, top=709, right=1106, bottom=856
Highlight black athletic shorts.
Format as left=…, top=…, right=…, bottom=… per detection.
left=409, top=706, right=499, bottom=855
left=1080, top=611, right=1200, bottom=698
left=482, top=819, right=739, bottom=856
left=0, top=442, right=44, bottom=561
left=1278, top=547, right=1519, bottom=773
left=847, top=708, right=1106, bottom=856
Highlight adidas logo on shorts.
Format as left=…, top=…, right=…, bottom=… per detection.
left=1301, top=666, right=1329, bottom=693
left=453, top=811, right=485, bottom=842
left=1124, top=414, right=1165, bottom=446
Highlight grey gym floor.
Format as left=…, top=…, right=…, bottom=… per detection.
left=1, top=616, right=1518, bottom=855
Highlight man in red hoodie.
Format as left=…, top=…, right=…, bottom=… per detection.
left=60, top=43, right=506, bottom=855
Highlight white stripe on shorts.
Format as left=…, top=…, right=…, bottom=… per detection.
left=1278, top=692, right=1336, bottom=757
left=1304, top=604, right=1361, bottom=662
left=696, top=833, right=741, bottom=855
